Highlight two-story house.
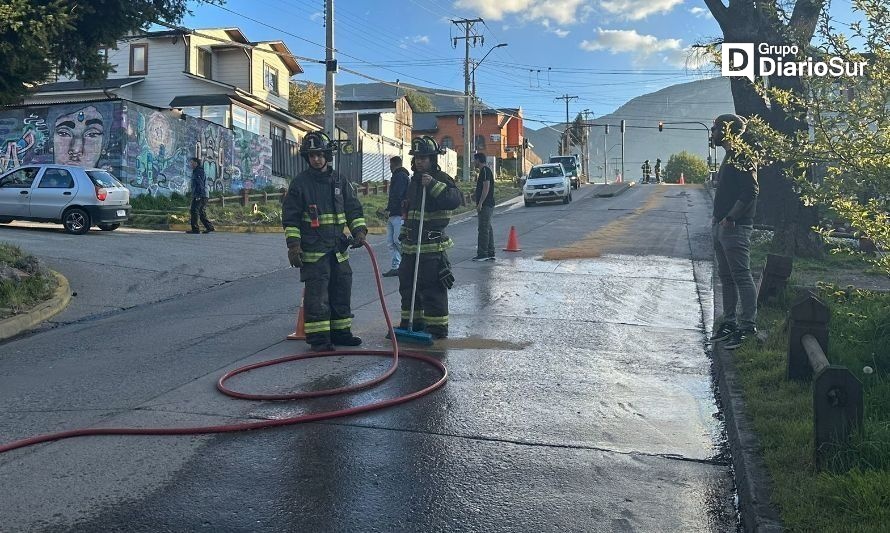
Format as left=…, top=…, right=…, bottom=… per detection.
left=25, top=27, right=317, bottom=142
left=334, top=96, right=414, bottom=143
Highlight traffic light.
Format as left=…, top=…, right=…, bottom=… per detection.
left=604, top=124, right=610, bottom=134
left=658, top=121, right=664, bottom=132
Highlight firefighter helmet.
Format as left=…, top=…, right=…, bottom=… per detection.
left=300, top=131, right=334, bottom=162
left=409, top=136, right=443, bottom=156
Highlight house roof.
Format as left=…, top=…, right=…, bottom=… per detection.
left=412, top=112, right=438, bottom=131
left=33, top=77, right=145, bottom=94
left=336, top=95, right=403, bottom=103
left=169, top=94, right=234, bottom=107
left=252, top=41, right=302, bottom=75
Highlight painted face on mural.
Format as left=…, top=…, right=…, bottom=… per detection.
left=53, top=106, right=105, bottom=167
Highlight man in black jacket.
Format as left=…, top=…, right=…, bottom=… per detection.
left=382, top=156, right=409, bottom=277
left=709, top=114, right=759, bottom=350
left=282, top=131, right=367, bottom=352
left=187, top=157, right=214, bottom=234
left=398, top=136, right=463, bottom=339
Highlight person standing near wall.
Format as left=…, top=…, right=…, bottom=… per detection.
left=709, top=114, right=759, bottom=350
left=472, top=152, right=496, bottom=262
left=187, top=157, right=214, bottom=234
left=382, top=156, right=409, bottom=277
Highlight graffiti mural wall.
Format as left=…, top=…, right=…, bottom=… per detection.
left=0, top=99, right=282, bottom=197
left=0, top=101, right=124, bottom=174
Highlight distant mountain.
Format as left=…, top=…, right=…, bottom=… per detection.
left=524, top=77, right=735, bottom=180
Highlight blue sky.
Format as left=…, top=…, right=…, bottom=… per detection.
left=180, top=0, right=858, bottom=128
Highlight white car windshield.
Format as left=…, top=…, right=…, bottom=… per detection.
left=528, top=167, right=562, bottom=179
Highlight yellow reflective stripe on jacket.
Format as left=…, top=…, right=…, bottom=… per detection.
left=401, top=237, right=454, bottom=255
left=285, top=227, right=301, bottom=239
left=401, top=309, right=425, bottom=319
left=424, top=315, right=448, bottom=326
left=304, top=320, right=331, bottom=334
left=429, top=181, right=446, bottom=197
left=301, top=251, right=349, bottom=264
left=406, top=210, right=452, bottom=222
left=330, top=318, right=352, bottom=330
left=302, top=213, right=347, bottom=224
left=349, top=218, right=366, bottom=231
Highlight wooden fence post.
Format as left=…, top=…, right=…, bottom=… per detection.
left=757, top=253, right=793, bottom=304
left=787, top=293, right=830, bottom=381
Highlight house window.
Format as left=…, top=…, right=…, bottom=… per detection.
left=202, top=105, right=229, bottom=127
left=457, top=116, right=464, bottom=125
left=440, top=136, right=454, bottom=149
left=271, top=123, right=286, bottom=139
left=232, top=106, right=260, bottom=134
left=129, top=44, right=148, bottom=75
left=197, top=48, right=212, bottom=78
left=264, top=63, right=280, bottom=95
left=475, top=135, right=486, bottom=151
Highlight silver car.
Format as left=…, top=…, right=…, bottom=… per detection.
left=523, top=163, right=573, bottom=206
left=0, top=164, right=130, bottom=234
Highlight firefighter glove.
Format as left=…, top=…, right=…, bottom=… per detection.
left=351, top=228, right=368, bottom=248
left=287, top=244, right=303, bottom=268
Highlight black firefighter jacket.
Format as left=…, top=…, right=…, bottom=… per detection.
left=282, top=166, right=366, bottom=263
left=399, top=169, right=463, bottom=255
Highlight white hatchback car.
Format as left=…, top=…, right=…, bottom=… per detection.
left=523, top=163, right=572, bottom=206
left=0, top=164, right=131, bottom=234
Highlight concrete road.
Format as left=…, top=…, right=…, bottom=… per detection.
left=0, top=183, right=736, bottom=532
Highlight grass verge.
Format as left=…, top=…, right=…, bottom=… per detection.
left=729, top=242, right=890, bottom=532
left=0, top=243, right=57, bottom=319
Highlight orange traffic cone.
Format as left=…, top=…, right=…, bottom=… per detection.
left=503, top=226, right=521, bottom=252
left=679, top=172, right=686, bottom=185
left=287, top=288, right=307, bottom=340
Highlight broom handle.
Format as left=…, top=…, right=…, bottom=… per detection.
left=408, top=184, right=426, bottom=328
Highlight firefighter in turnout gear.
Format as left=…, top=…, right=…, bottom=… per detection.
left=641, top=159, right=652, bottom=184
left=282, top=131, right=368, bottom=352
left=398, top=136, right=463, bottom=339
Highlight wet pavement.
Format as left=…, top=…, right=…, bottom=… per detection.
left=0, top=183, right=736, bottom=532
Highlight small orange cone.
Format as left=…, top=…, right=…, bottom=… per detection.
left=503, top=226, right=521, bottom=252
left=679, top=172, right=686, bottom=185
left=287, top=288, right=307, bottom=340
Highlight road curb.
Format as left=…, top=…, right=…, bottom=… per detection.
left=0, top=271, right=71, bottom=342
left=711, top=219, right=784, bottom=532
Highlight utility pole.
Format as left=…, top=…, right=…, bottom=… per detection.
left=603, top=124, right=609, bottom=184
left=554, top=94, right=578, bottom=156
left=620, top=119, right=626, bottom=184
left=324, top=0, right=337, bottom=166
left=452, top=18, right=484, bottom=182
left=582, top=109, right=592, bottom=183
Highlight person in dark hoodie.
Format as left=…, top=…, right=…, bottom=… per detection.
left=187, top=157, right=214, bottom=234
left=709, top=114, right=759, bottom=350
left=382, top=156, right=410, bottom=277
left=282, top=131, right=367, bottom=352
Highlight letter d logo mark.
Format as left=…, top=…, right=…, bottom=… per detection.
left=722, top=43, right=755, bottom=82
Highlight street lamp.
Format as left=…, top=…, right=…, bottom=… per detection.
left=470, top=43, right=507, bottom=166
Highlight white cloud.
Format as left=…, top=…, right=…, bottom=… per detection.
left=553, top=28, right=570, bottom=37
left=309, top=12, right=323, bottom=22
left=412, top=35, right=431, bottom=44
left=599, top=0, right=684, bottom=20
left=453, top=0, right=586, bottom=26
left=579, top=28, right=703, bottom=67
left=689, top=6, right=712, bottom=18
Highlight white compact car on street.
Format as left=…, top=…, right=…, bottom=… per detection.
left=0, top=164, right=131, bottom=234
left=523, top=163, right=572, bottom=206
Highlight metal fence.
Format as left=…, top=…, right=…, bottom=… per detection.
left=271, top=135, right=363, bottom=184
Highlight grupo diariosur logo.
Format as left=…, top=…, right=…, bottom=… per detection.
left=722, top=43, right=866, bottom=81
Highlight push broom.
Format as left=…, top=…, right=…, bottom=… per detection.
left=391, top=180, right=434, bottom=345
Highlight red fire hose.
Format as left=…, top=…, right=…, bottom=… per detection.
left=0, top=243, right=448, bottom=455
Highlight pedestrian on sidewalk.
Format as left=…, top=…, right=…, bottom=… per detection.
left=397, top=136, right=462, bottom=339
left=382, top=156, right=409, bottom=277
left=472, top=152, right=496, bottom=262
left=187, top=157, right=214, bottom=234
left=709, top=114, right=759, bottom=350
left=654, top=158, right=662, bottom=183
left=282, top=131, right=368, bottom=352
left=641, top=159, right=652, bottom=184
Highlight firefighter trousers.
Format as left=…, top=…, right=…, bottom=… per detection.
left=398, top=251, right=449, bottom=336
left=300, top=252, right=354, bottom=346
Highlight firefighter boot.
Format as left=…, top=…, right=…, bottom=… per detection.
left=331, top=331, right=362, bottom=346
